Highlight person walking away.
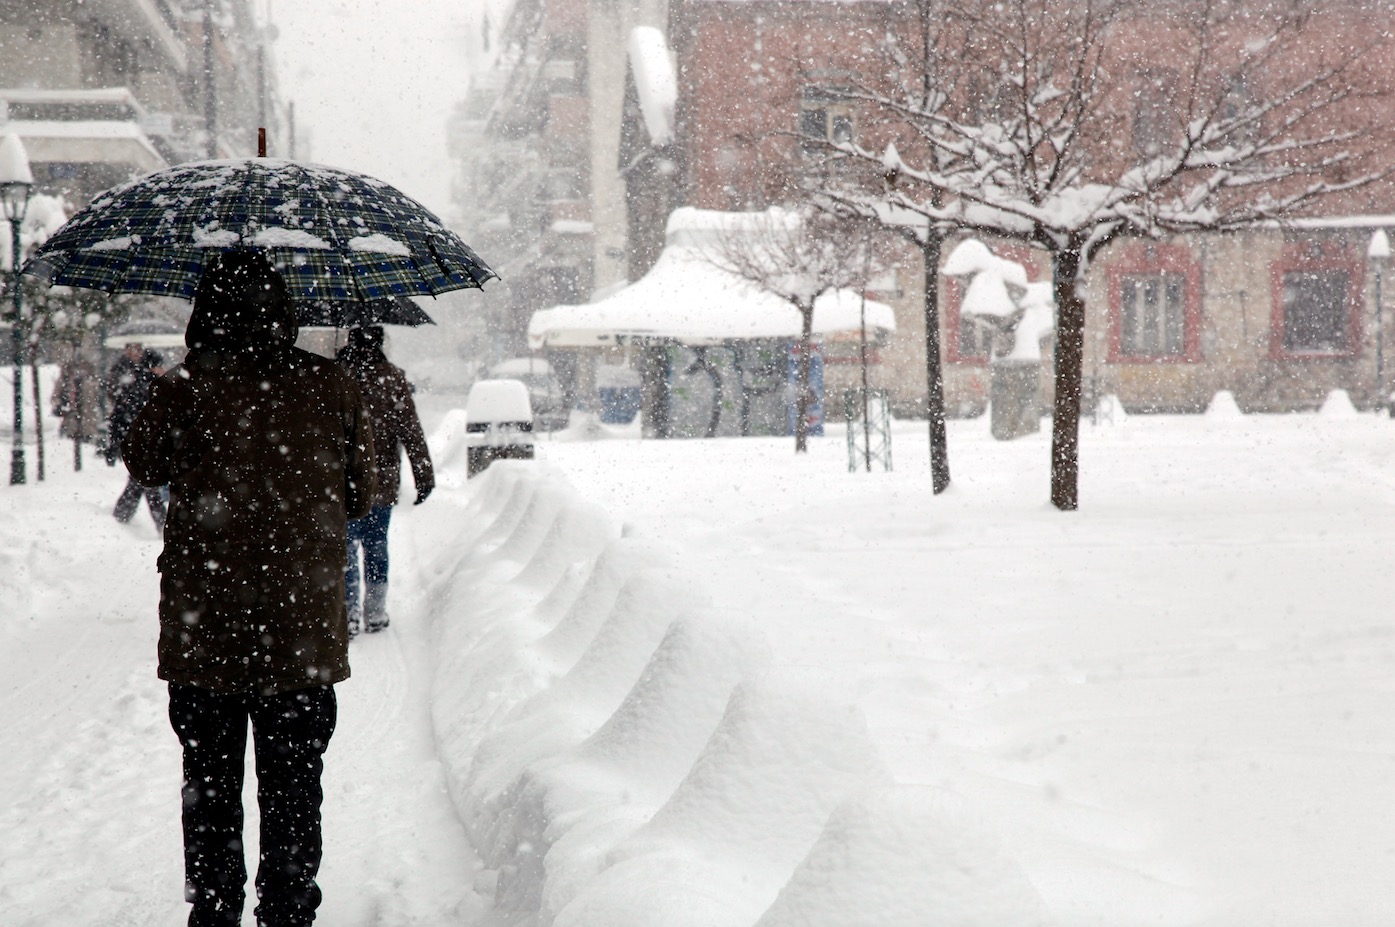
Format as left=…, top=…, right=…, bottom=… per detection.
left=336, top=324, right=434, bottom=635
left=106, top=343, right=167, bottom=529
left=121, top=252, right=376, bottom=927
left=52, top=342, right=102, bottom=464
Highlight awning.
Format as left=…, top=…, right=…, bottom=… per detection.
left=529, top=240, right=896, bottom=349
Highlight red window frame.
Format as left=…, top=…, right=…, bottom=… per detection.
left=1106, top=243, right=1202, bottom=363
left=1269, top=243, right=1362, bottom=360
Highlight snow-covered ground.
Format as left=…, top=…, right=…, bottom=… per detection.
left=2, top=382, right=1393, bottom=926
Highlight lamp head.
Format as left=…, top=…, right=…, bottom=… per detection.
left=1369, top=229, right=1391, bottom=262
left=0, top=179, right=32, bottom=224
left=0, top=134, right=33, bottom=223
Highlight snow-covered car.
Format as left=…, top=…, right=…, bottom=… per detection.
left=464, top=378, right=535, bottom=477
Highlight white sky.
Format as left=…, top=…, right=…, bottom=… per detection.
left=265, top=0, right=475, bottom=224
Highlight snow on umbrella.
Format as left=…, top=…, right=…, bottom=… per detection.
left=294, top=294, right=436, bottom=328
left=20, top=158, right=496, bottom=303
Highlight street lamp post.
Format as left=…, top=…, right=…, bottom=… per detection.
left=1369, top=230, right=1390, bottom=414
left=0, top=134, right=34, bottom=485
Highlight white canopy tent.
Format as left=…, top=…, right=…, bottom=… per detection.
left=528, top=208, right=897, bottom=349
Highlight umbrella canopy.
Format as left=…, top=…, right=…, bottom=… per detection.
left=295, top=295, right=435, bottom=328
left=21, top=158, right=496, bottom=303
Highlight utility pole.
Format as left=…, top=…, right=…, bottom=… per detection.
left=203, top=0, right=217, bottom=159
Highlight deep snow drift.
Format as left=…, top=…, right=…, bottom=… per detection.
left=414, top=397, right=1395, bottom=927
left=2, top=385, right=1393, bottom=926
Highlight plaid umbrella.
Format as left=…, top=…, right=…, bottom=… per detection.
left=21, top=158, right=496, bottom=303
left=295, top=294, right=435, bottom=328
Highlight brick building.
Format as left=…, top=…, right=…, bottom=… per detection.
left=462, top=0, right=1395, bottom=421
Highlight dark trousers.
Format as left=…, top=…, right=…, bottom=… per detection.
left=345, top=503, right=392, bottom=610
left=114, top=478, right=167, bottom=531
left=168, top=683, right=337, bottom=927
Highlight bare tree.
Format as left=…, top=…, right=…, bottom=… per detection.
left=811, top=0, right=1395, bottom=508
left=701, top=206, right=878, bottom=453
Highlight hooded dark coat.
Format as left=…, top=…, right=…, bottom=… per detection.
left=337, top=326, right=434, bottom=507
left=122, top=253, right=377, bottom=696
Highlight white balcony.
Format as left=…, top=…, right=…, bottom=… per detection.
left=0, top=88, right=167, bottom=174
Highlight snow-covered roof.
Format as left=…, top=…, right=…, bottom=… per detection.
left=627, top=27, right=677, bottom=146
left=529, top=243, right=896, bottom=348
left=532, top=206, right=895, bottom=347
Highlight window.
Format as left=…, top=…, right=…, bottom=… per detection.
left=1133, top=69, right=1178, bottom=157
left=1120, top=274, right=1186, bottom=357
left=799, top=87, right=855, bottom=155
left=1281, top=269, right=1350, bottom=353
left=1108, top=244, right=1200, bottom=362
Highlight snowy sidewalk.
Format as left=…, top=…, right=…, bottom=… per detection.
left=0, top=448, right=485, bottom=927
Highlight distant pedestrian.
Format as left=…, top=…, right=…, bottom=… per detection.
left=336, top=325, right=434, bottom=635
left=52, top=345, right=101, bottom=444
left=105, top=342, right=166, bottom=530
left=121, top=251, right=376, bottom=927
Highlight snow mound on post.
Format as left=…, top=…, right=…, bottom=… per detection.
left=755, top=785, right=1049, bottom=927
left=1205, top=390, right=1243, bottom=418
left=1319, top=389, right=1359, bottom=418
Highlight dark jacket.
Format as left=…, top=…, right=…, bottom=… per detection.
left=339, top=345, right=433, bottom=507
left=105, top=353, right=157, bottom=464
left=123, top=278, right=376, bottom=696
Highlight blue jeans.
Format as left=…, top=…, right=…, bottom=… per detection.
left=345, top=504, right=392, bottom=612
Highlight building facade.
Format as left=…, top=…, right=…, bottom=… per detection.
left=461, top=0, right=1395, bottom=422
left=0, top=0, right=278, bottom=209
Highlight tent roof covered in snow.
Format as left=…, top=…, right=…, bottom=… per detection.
left=528, top=208, right=897, bottom=349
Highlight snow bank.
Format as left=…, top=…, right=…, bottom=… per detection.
left=756, top=786, right=1048, bottom=927
left=421, top=456, right=992, bottom=927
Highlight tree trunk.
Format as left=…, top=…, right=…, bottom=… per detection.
left=793, top=303, right=814, bottom=453
left=1050, top=245, right=1086, bottom=511
left=921, top=235, right=950, bottom=493
left=639, top=344, right=672, bottom=439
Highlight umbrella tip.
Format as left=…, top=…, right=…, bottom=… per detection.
left=258, top=127, right=267, bottom=158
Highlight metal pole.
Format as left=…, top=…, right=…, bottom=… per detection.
left=1376, top=266, right=1384, bottom=413
left=9, top=217, right=24, bottom=484
left=30, top=355, right=42, bottom=480
left=859, top=231, right=873, bottom=472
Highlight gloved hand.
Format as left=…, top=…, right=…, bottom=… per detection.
left=414, top=477, right=435, bottom=505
